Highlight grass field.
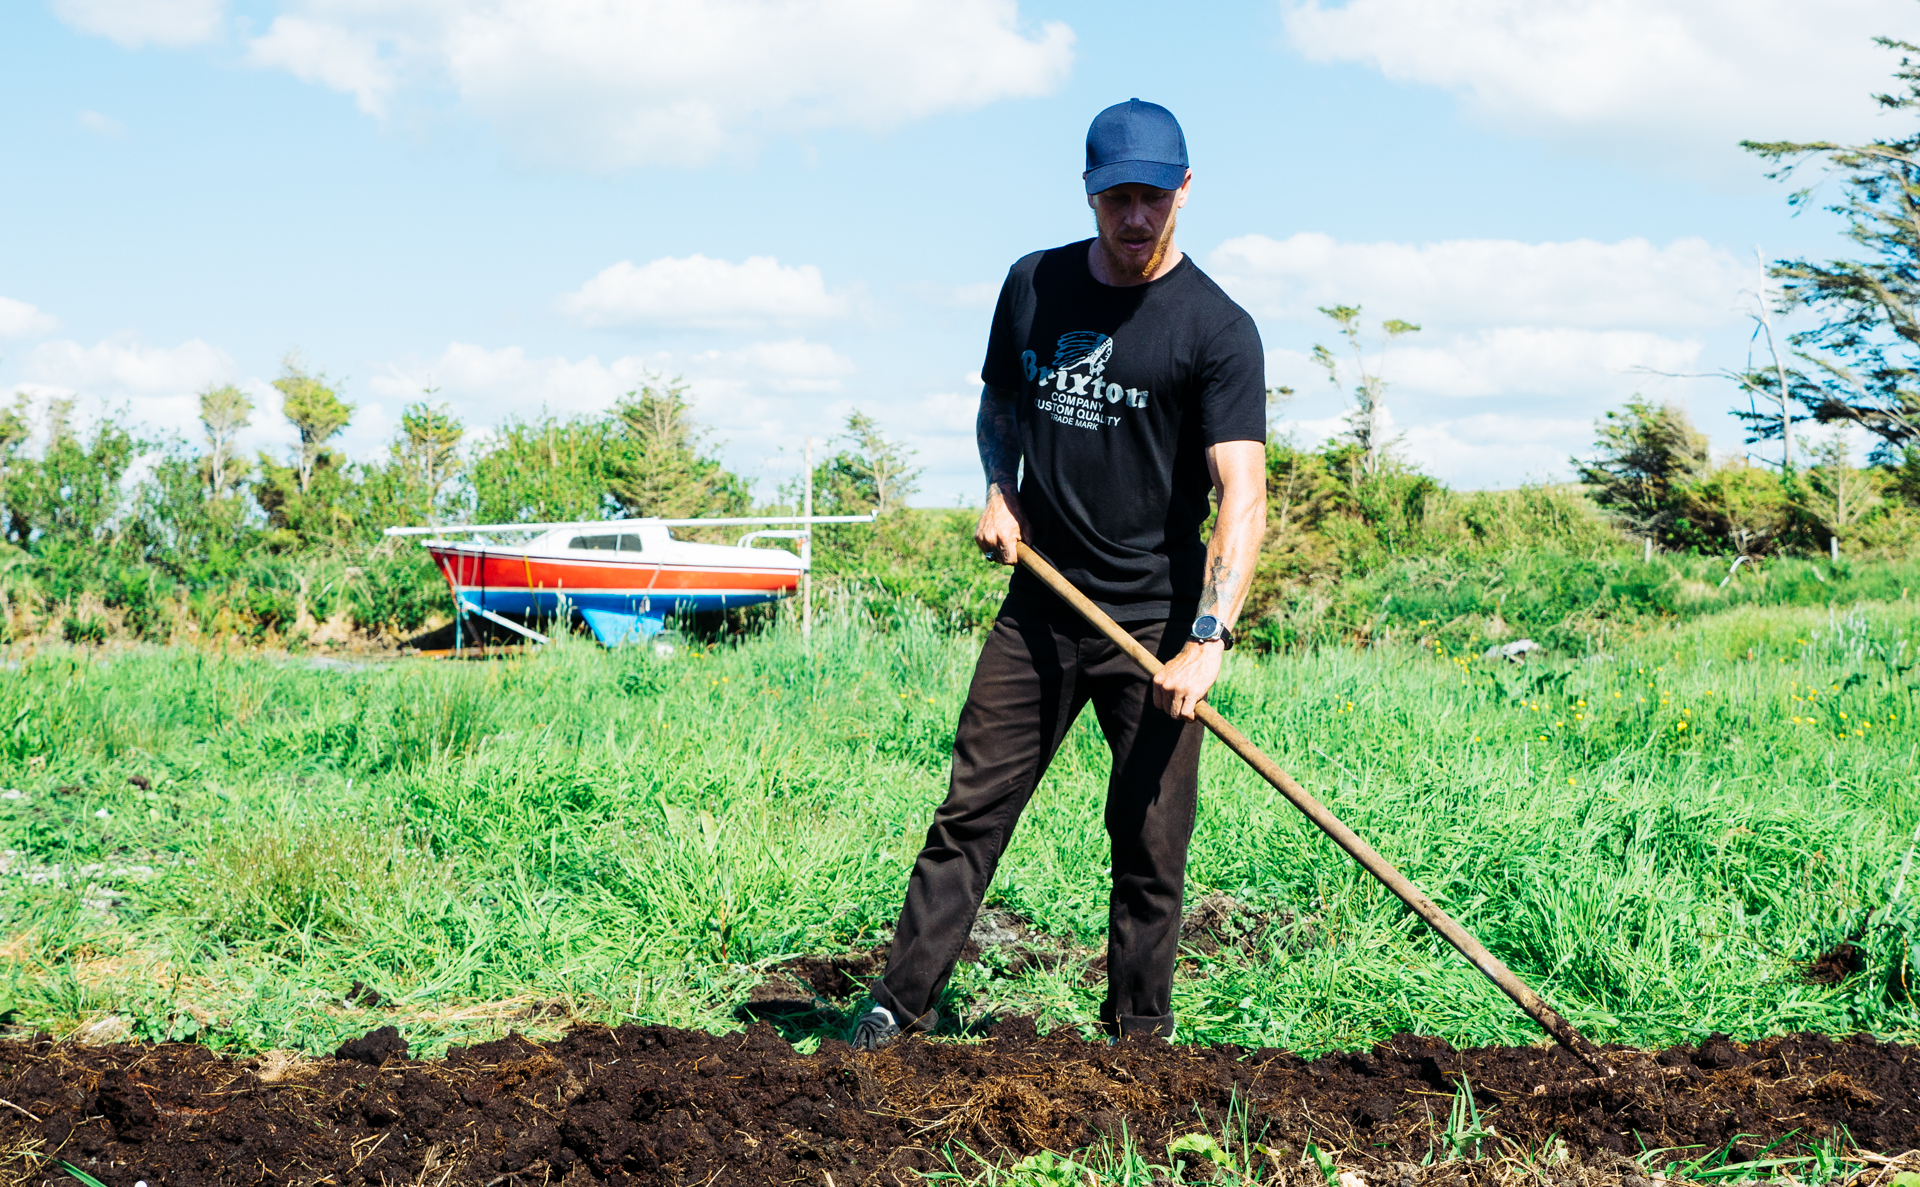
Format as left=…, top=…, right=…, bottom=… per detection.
left=3, top=588, right=1918, bottom=1064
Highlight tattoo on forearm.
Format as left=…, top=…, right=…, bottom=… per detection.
left=1198, top=554, right=1238, bottom=619
left=977, top=385, right=1022, bottom=493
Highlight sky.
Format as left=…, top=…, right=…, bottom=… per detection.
left=1, top=0, right=1915, bottom=509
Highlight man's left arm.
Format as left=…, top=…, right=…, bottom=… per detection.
left=1151, top=439, right=1266, bottom=720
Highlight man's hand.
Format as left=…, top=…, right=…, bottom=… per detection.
left=975, top=483, right=1030, bottom=565
left=1153, top=639, right=1224, bottom=720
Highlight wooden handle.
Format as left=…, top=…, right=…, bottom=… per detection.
left=1015, top=542, right=1614, bottom=1077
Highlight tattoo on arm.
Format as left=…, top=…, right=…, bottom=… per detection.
left=977, top=384, right=1022, bottom=493
left=1198, top=554, right=1238, bottom=619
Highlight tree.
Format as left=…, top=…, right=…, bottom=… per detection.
left=821, top=411, right=921, bottom=515
left=469, top=413, right=623, bottom=525
left=4, top=399, right=141, bottom=548
left=1310, top=304, right=1419, bottom=477
left=0, top=396, right=28, bottom=543
left=199, top=383, right=252, bottom=497
left=1800, top=433, right=1881, bottom=547
left=1573, top=398, right=1710, bottom=540
left=606, top=378, right=751, bottom=519
left=272, top=357, right=353, bottom=493
left=389, top=398, right=464, bottom=522
left=1741, top=39, right=1920, bottom=462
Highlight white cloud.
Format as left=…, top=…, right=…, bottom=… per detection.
left=52, top=0, right=226, bottom=47
left=5, top=336, right=290, bottom=456
left=1233, top=230, right=1739, bottom=486
left=238, top=0, right=1074, bottom=169
left=1223, top=233, right=1733, bottom=411
left=78, top=110, right=128, bottom=138
left=0, top=298, right=60, bottom=340
left=1210, top=233, right=1747, bottom=330
left=559, top=255, right=852, bottom=330
left=1389, top=329, right=1702, bottom=399
left=1282, top=0, right=1910, bottom=170
left=24, top=336, right=235, bottom=398
left=368, top=337, right=858, bottom=484
left=1269, top=326, right=1702, bottom=404
left=1399, top=412, right=1596, bottom=487
left=1270, top=405, right=1593, bottom=488
left=247, top=15, right=397, bottom=116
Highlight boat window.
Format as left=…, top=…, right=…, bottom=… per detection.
left=569, top=534, right=646, bottom=552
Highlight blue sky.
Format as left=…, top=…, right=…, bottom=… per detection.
left=1, top=0, right=1913, bottom=507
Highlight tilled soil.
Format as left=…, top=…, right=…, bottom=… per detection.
left=3, top=1022, right=1917, bottom=1187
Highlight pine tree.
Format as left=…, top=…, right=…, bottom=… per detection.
left=1740, top=39, right=1920, bottom=462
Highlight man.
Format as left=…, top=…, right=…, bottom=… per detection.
left=852, top=99, right=1267, bottom=1048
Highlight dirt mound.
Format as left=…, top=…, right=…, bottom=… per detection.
left=6, top=1023, right=1919, bottom=1186
left=1179, top=891, right=1313, bottom=958
left=333, top=1024, right=408, bottom=1065
left=752, top=909, right=1076, bottom=1019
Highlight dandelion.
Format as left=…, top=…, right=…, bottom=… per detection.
left=1675, top=722, right=1688, bottom=731
left=1567, top=777, right=1576, bottom=785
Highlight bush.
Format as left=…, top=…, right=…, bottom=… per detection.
left=61, top=614, right=108, bottom=645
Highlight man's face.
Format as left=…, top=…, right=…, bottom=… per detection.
left=1088, top=173, right=1191, bottom=281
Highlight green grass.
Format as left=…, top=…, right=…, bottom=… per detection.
left=1, top=589, right=1917, bottom=1060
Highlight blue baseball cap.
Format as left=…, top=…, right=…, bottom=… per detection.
left=1083, top=98, right=1188, bottom=195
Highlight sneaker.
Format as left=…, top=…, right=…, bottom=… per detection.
left=850, top=1006, right=900, bottom=1051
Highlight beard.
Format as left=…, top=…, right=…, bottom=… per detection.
left=1097, top=205, right=1180, bottom=281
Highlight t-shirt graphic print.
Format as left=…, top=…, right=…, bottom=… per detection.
left=1025, top=331, right=1152, bottom=433
left=982, top=240, right=1266, bottom=616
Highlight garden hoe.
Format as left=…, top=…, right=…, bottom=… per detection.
left=1017, top=542, right=1616, bottom=1079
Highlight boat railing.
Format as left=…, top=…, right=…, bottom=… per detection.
left=735, top=529, right=812, bottom=549
left=384, top=514, right=876, bottom=539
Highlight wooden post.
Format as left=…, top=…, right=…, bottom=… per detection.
left=1831, top=535, right=1839, bottom=562
left=1644, top=536, right=1653, bottom=564
left=802, top=437, right=813, bottom=642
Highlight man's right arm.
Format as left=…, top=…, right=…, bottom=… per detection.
left=975, top=384, right=1029, bottom=565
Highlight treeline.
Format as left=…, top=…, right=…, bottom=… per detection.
left=0, top=359, right=921, bottom=646
left=2, top=375, right=1917, bottom=652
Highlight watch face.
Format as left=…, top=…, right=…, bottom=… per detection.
left=1192, top=614, right=1221, bottom=639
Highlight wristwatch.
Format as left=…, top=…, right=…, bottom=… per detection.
left=1189, top=614, right=1235, bottom=650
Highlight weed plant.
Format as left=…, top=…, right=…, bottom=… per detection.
left=0, top=590, right=1916, bottom=1062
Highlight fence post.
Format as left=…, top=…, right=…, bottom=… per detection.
left=803, top=437, right=813, bottom=643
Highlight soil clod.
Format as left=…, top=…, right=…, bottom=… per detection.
left=343, top=980, right=385, bottom=1008
left=1807, top=940, right=1868, bottom=984
left=333, top=1024, right=407, bottom=1065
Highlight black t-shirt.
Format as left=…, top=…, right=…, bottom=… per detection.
left=982, top=240, right=1267, bottom=617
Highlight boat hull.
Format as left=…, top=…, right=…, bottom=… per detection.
left=426, top=544, right=797, bottom=620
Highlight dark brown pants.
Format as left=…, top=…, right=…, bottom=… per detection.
left=870, top=595, right=1204, bottom=1038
